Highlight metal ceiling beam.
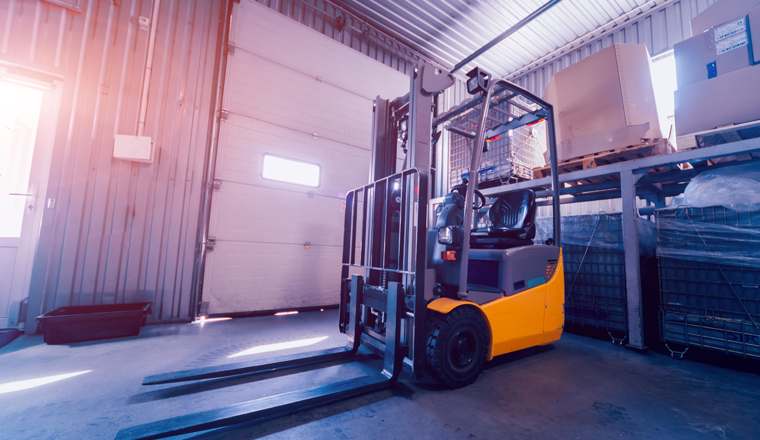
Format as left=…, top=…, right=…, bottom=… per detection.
left=451, top=0, right=564, bottom=74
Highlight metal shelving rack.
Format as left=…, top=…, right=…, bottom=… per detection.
left=476, top=138, right=760, bottom=350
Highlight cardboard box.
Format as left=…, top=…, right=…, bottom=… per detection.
left=751, top=6, right=760, bottom=63
left=544, top=44, right=662, bottom=162
left=675, top=16, right=754, bottom=89
left=675, top=31, right=716, bottom=89
left=690, top=0, right=760, bottom=34
left=715, top=16, right=753, bottom=75
left=674, top=62, right=760, bottom=136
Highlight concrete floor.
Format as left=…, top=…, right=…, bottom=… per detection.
left=1, top=310, right=759, bottom=440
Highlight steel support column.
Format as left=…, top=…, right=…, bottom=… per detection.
left=621, top=169, right=645, bottom=350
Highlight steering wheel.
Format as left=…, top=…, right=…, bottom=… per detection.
left=451, top=179, right=486, bottom=210
left=472, top=188, right=486, bottom=209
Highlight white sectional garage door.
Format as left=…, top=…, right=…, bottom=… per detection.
left=204, top=0, right=409, bottom=314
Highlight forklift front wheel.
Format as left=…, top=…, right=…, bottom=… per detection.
left=425, top=307, right=488, bottom=388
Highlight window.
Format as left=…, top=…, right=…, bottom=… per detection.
left=261, top=154, right=321, bottom=187
left=650, top=51, right=678, bottom=148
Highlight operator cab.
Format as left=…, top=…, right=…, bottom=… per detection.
left=430, top=181, right=557, bottom=304
left=448, top=180, right=537, bottom=249
left=470, top=188, right=536, bottom=249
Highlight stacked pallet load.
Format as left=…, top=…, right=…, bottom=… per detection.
left=533, top=43, right=673, bottom=180
left=674, top=0, right=760, bottom=150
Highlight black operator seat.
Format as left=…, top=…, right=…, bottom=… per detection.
left=470, top=189, right=537, bottom=249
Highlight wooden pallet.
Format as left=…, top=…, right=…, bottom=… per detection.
left=676, top=119, right=760, bottom=164
left=533, top=138, right=677, bottom=181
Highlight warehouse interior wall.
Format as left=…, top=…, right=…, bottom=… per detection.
left=0, top=0, right=224, bottom=331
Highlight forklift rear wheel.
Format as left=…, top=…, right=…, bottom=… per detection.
left=425, top=307, right=488, bottom=388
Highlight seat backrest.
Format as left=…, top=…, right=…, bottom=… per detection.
left=489, top=189, right=536, bottom=231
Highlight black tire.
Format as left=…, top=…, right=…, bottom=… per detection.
left=425, top=307, right=489, bottom=388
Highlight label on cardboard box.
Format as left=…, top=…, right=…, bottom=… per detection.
left=715, top=19, right=748, bottom=54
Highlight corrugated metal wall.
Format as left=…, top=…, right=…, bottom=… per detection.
left=510, top=0, right=718, bottom=98
left=253, top=0, right=422, bottom=76
left=0, top=0, right=223, bottom=327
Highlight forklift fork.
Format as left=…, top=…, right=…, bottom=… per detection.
left=141, top=346, right=356, bottom=385
left=115, top=279, right=404, bottom=440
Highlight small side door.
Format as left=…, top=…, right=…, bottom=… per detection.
left=0, top=78, right=58, bottom=329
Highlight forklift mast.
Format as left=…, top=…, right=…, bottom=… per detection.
left=339, top=62, right=455, bottom=379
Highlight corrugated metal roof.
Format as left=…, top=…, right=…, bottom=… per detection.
left=333, top=0, right=663, bottom=77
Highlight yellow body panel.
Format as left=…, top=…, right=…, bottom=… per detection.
left=427, top=252, right=565, bottom=361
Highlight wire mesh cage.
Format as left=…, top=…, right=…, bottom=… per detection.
left=656, top=206, right=760, bottom=358
left=656, top=206, right=760, bottom=321
left=535, top=214, right=629, bottom=338
left=446, top=92, right=547, bottom=190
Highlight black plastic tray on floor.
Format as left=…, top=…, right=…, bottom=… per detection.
left=0, top=329, right=21, bottom=349
left=36, top=303, right=152, bottom=344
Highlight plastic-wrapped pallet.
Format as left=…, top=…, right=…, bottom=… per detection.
left=535, top=214, right=629, bottom=337
left=656, top=206, right=760, bottom=359
left=534, top=214, right=657, bottom=341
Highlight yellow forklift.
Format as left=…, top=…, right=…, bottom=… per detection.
left=116, top=60, right=564, bottom=440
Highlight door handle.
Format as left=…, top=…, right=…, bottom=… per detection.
left=8, top=193, right=34, bottom=196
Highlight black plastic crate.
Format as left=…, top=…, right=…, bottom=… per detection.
left=535, top=213, right=662, bottom=340
left=542, top=214, right=628, bottom=335
left=657, top=206, right=760, bottom=357
left=534, top=214, right=629, bottom=335
left=37, top=303, right=152, bottom=344
left=658, top=205, right=760, bottom=227
left=656, top=206, right=760, bottom=268
left=659, top=258, right=760, bottom=322
left=661, top=309, right=760, bottom=359
left=564, top=242, right=628, bottom=334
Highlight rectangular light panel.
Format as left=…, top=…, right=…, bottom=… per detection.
left=261, top=154, right=320, bottom=187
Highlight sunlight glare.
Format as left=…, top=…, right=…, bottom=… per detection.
left=228, top=336, right=328, bottom=358
left=0, top=370, right=91, bottom=394
left=192, top=316, right=232, bottom=324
